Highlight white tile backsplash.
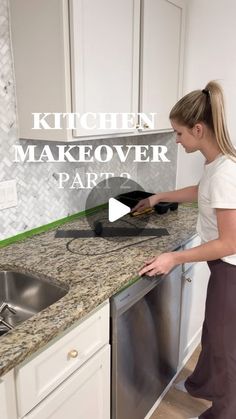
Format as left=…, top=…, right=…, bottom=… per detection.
left=0, top=0, right=177, bottom=240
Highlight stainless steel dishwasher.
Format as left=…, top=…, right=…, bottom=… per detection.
left=110, top=265, right=182, bottom=419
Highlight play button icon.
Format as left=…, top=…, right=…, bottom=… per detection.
left=85, top=176, right=151, bottom=242
left=108, top=198, right=130, bottom=222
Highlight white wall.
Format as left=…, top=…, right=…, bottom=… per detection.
left=176, top=0, right=236, bottom=188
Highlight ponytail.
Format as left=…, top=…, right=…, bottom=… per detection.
left=169, top=80, right=236, bottom=158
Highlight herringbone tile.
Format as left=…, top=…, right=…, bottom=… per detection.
left=0, top=0, right=177, bottom=241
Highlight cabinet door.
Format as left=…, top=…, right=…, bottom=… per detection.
left=182, top=234, right=201, bottom=272
left=23, top=345, right=110, bottom=419
left=140, top=0, right=186, bottom=131
left=179, top=262, right=210, bottom=367
left=0, top=370, right=17, bottom=419
left=70, top=0, right=140, bottom=137
left=0, top=378, right=8, bottom=419
left=9, top=0, right=72, bottom=141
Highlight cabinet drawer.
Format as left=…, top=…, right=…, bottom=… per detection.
left=23, top=345, right=110, bottom=419
left=182, top=234, right=201, bottom=272
left=16, top=301, right=109, bottom=417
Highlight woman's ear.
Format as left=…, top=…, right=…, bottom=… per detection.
left=192, top=123, right=204, bottom=138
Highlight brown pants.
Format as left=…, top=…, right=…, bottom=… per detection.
left=185, top=259, right=236, bottom=419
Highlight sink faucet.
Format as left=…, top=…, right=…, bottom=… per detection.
left=0, top=303, right=16, bottom=331
left=0, top=303, right=16, bottom=315
left=0, top=315, right=14, bottom=330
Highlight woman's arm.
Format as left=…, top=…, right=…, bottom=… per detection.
left=132, top=185, right=198, bottom=212
left=139, top=208, right=236, bottom=276
left=155, top=185, right=199, bottom=203
left=175, top=208, right=236, bottom=263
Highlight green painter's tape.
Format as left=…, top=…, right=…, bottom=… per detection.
left=115, top=275, right=140, bottom=293
left=0, top=203, right=108, bottom=249
left=0, top=203, right=197, bottom=249
left=182, top=202, right=198, bottom=208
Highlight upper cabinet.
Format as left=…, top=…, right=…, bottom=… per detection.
left=70, top=0, right=140, bottom=138
left=9, top=0, right=186, bottom=141
left=9, top=0, right=72, bottom=142
left=140, top=0, right=186, bottom=131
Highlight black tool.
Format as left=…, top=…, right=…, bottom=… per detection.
left=55, top=227, right=169, bottom=238
left=116, top=191, right=178, bottom=214
left=94, top=221, right=103, bottom=236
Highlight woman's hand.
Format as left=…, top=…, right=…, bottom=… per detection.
left=138, top=252, right=177, bottom=276
left=132, top=194, right=159, bottom=213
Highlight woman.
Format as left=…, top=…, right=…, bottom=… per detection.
left=133, top=81, right=236, bottom=419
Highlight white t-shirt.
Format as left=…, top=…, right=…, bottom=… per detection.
left=196, top=153, right=236, bottom=265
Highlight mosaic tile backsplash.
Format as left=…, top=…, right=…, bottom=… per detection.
left=0, top=0, right=177, bottom=240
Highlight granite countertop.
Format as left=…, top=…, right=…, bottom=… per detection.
left=0, top=205, right=198, bottom=377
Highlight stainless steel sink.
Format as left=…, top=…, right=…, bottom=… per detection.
left=0, top=270, right=68, bottom=336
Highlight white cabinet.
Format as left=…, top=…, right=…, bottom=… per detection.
left=70, top=0, right=140, bottom=137
left=15, top=300, right=110, bottom=418
left=140, top=0, right=186, bottom=131
left=0, top=370, right=17, bottom=419
left=178, top=236, right=210, bottom=368
left=9, top=0, right=72, bottom=142
left=9, top=0, right=186, bottom=141
left=22, top=345, right=110, bottom=419
left=9, top=0, right=140, bottom=141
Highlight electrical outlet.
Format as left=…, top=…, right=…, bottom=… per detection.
left=0, top=180, right=18, bottom=210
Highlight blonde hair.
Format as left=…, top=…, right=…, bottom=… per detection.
left=169, top=80, right=236, bottom=158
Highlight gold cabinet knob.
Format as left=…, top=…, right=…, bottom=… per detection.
left=68, top=349, right=78, bottom=359
left=143, top=123, right=150, bottom=129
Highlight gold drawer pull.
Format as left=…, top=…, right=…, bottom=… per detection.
left=68, top=349, right=78, bottom=359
